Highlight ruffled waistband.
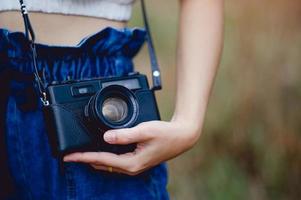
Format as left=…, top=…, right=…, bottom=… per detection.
left=0, top=27, right=146, bottom=60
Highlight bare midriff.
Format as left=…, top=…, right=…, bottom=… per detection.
left=0, top=11, right=127, bottom=46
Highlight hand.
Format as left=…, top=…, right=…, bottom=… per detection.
left=63, top=120, right=200, bottom=176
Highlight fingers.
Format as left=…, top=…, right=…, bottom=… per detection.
left=63, top=151, right=145, bottom=174
left=90, top=164, right=122, bottom=173
left=64, top=152, right=133, bottom=169
left=64, top=151, right=150, bottom=176
left=103, top=123, right=154, bottom=145
left=90, top=164, right=133, bottom=175
left=64, top=121, right=165, bottom=175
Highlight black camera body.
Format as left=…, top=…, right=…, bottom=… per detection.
left=19, top=0, right=162, bottom=158
left=43, top=73, right=160, bottom=157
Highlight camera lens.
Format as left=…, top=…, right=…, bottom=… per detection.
left=85, top=85, right=139, bottom=130
left=102, top=98, right=128, bottom=123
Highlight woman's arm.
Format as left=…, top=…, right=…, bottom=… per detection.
left=64, top=0, right=224, bottom=175
left=173, top=0, right=224, bottom=139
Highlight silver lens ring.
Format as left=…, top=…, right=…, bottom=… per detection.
left=87, top=85, right=139, bottom=130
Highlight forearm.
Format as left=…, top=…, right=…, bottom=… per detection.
left=172, top=0, right=224, bottom=137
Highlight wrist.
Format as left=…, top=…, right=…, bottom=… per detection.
left=171, top=113, right=203, bottom=148
left=171, top=112, right=203, bottom=131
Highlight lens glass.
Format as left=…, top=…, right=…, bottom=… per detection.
left=102, top=97, right=128, bottom=123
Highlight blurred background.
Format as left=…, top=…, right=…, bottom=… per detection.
left=130, top=0, right=301, bottom=199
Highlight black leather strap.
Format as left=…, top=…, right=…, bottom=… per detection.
left=140, top=0, right=162, bottom=90
left=18, top=0, right=162, bottom=95
left=19, top=0, right=47, bottom=104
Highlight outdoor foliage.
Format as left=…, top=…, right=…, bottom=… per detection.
left=130, top=0, right=301, bottom=199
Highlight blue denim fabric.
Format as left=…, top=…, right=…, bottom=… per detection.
left=0, top=27, right=169, bottom=200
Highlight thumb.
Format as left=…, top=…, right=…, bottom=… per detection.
left=103, top=124, right=152, bottom=145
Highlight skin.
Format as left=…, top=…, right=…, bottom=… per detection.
left=0, top=0, right=224, bottom=176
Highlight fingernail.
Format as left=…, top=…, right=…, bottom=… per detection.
left=63, top=156, right=72, bottom=162
left=63, top=154, right=77, bottom=162
left=104, top=131, right=116, bottom=143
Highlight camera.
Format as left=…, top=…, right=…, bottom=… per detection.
left=19, top=0, right=163, bottom=158
left=43, top=72, right=160, bottom=157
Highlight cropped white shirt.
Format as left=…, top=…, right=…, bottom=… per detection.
left=0, top=0, right=136, bottom=21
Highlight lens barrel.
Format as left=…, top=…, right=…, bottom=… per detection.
left=85, top=85, right=139, bottom=130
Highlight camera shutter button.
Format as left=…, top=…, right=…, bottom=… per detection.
left=51, top=81, right=60, bottom=85
left=128, top=72, right=140, bottom=76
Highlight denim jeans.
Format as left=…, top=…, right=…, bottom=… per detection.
left=0, top=27, right=169, bottom=200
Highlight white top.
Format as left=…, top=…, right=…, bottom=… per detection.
left=0, top=0, right=136, bottom=21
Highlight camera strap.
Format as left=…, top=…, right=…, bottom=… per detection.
left=19, top=0, right=49, bottom=105
left=140, top=0, right=162, bottom=91
left=18, top=0, right=162, bottom=106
